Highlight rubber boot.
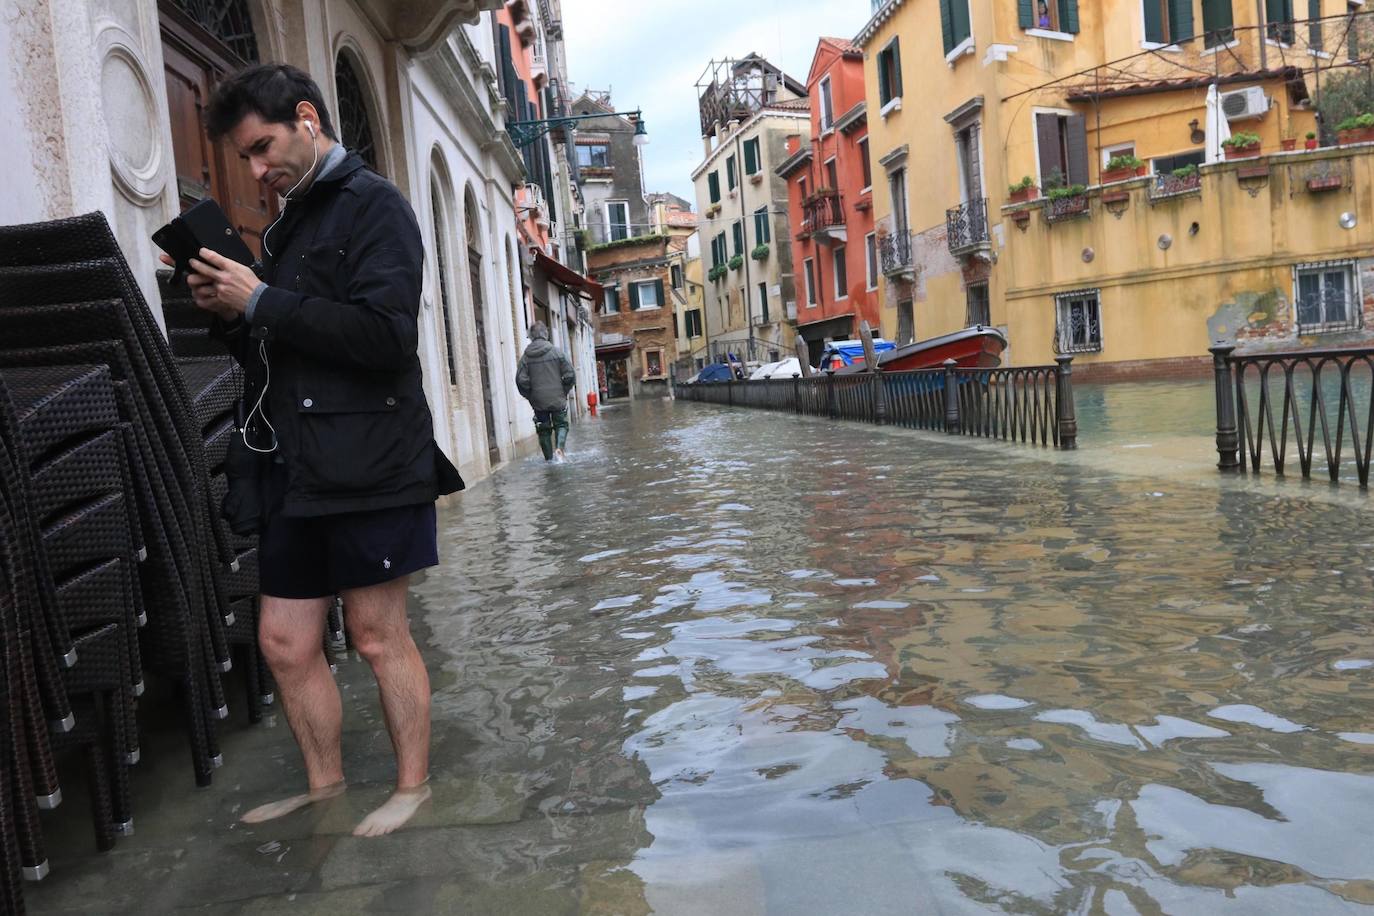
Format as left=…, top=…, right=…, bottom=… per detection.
left=536, top=425, right=554, bottom=461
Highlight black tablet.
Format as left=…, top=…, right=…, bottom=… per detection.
left=152, top=198, right=255, bottom=285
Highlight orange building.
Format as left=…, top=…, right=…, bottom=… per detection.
left=777, top=38, right=878, bottom=365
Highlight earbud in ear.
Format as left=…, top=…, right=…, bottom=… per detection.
left=305, top=121, right=316, bottom=138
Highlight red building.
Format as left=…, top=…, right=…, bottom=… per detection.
left=777, top=38, right=878, bottom=365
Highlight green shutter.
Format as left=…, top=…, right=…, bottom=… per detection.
left=1144, top=0, right=1165, bottom=42
left=733, top=221, right=744, bottom=256
left=1308, top=0, right=1322, bottom=49
left=1168, top=0, right=1193, bottom=41
left=1202, top=0, right=1234, bottom=44
left=655, top=279, right=665, bottom=306
left=952, top=0, right=972, bottom=44
left=939, top=0, right=955, bottom=53
left=709, top=171, right=720, bottom=203
left=1059, top=0, right=1080, bottom=33
left=727, top=156, right=737, bottom=190
left=893, top=39, right=903, bottom=97
left=1019, top=0, right=1035, bottom=27
left=629, top=282, right=641, bottom=310
left=744, top=139, right=757, bottom=174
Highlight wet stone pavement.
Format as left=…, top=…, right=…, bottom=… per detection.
left=26, top=395, right=1374, bottom=914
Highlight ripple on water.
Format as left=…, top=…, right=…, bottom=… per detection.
left=965, top=694, right=1034, bottom=711
left=1208, top=704, right=1308, bottom=733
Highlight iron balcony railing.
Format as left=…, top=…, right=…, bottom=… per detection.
left=945, top=198, right=989, bottom=255
left=879, top=230, right=916, bottom=276
left=1148, top=171, right=1202, bottom=200
left=803, top=192, right=845, bottom=230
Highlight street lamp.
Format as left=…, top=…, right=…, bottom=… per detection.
left=505, top=108, right=650, bottom=149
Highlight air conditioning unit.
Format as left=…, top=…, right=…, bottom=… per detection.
left=1221, top=86, right=1269, bottom=121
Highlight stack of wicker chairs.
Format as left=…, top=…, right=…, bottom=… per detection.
left=0, top=212, right=268, bottom=902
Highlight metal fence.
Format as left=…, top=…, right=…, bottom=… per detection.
left=1212, top=344, right=1374, bottom=486
left=675, top=358, right=1078, bottom=449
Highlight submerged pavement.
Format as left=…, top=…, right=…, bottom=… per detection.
left=26, top=394, right=1374, bottom=914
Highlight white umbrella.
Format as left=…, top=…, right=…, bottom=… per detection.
left=1205, top=83, right=1230, bottom=164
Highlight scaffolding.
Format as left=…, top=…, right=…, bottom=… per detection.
left=696, top=55, right=803, bottom=136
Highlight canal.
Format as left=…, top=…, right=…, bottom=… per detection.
left=27, top=390, right=1374, bottom=914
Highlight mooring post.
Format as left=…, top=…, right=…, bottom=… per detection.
left=793, top=374, right=801, bottom=414
left=859, top=320, right=887, bottom=425
left=1054, top=356, right=1078, bottom=450
left=942, top=359, right=960, bottom=433
left=826, top=368, right=837, bottom=420
left=1210, top=343, right=1240, bottom=471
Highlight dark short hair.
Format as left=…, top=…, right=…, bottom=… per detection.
left=205, top=64, right=339, bottom=142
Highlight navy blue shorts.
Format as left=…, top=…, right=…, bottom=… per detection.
left=258, top=501, right=439, bottom=600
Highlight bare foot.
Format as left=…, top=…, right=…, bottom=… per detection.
left=553, top=448, right=566, bottom=463
left=353, top=783, right=432, bottom=837
left=240, top=781, right=346, bottom=824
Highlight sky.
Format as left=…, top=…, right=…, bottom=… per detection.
left=561, top=0, right=873, bottom=205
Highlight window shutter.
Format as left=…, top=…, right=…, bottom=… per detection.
left=709, top=172, right=720, bottom=203
left=1059, top=0, right=1080, bottom=33
left=655, top=279, right=665, bottom=306
left=1144, top=0, right=1165, bottom=42
left=1168, top=0, right=1194, bottom=41
left=733, top=221, right=744, bottom=255
left=744, top=140, right=756, bottom=174
left=939, top=0, right=955, bottom=53
left=1036, top=113, right=1061, bottom=186
left=892, top=39, right=903, bottom=97
left=877, top=50, right=890, bottom=104
left=1065, top=114, right=1089, bottom=186
left=1019, top=0, right=1034, bottom=27
left=629, top=283, right=641, bottom=310
left=1202, top=0, right=1234, bottom=39
left=953, top=0, right=972, bottom=44
left=1308, top=0, right=1322, bottom=48
left=1265, top=0, right=1285, bottom=28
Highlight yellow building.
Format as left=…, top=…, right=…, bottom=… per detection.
left=859, top=0, right=1374, bottom=377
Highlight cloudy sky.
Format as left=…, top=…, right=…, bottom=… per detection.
left=561, top=0, right=873, bottom=204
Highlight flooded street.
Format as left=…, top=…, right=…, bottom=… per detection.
left=28, top=393, right=1374, bottom=914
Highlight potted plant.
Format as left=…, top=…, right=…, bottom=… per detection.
left=708, top=264, right=727, bottom=282
left=1281, top=135, right=1297, bottom=152
left=1101, top=154, right=1145, bottom=183
left=749, top=173, right=764, bottom=185
left=751, top=243, right=770, bottom=261
left=1337, top=113, right=1374, bottom=145
left=1222, top=132, right=1262, bottom=159
left=728, top=253, right=744, bottom=271
left=1305, top=131, right=1319, bottom=151
left=1046, top=183, right=1089, bottom=217
left=1007, top=175, right=1038, bottom=203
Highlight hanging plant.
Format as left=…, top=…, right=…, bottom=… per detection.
left=728, top=254, right=745, bottom=271
left=751, top=243, right=770, bottom=261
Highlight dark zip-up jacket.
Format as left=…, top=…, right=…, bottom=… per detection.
left=516, top=339, right=575, bottom=412
left=217, top=151, right=462, bottom=516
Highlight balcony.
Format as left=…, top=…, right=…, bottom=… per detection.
left=945, top=197, right=989, bottom=256
left=803, top=191, right=846, bottom=244
left=879, top=230, right=916, bottom=277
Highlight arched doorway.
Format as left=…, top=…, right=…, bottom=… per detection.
left=334, top=52, right=380, bottom=174
left=465, top=191, right=499, bottom=466
left=160, top=0, right=275, bottom=255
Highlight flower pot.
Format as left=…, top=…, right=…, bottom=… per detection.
left=1305, top=139, right=1319, bottom=151
left=1010, top=208, right=1032, bottom=229
left=1307, top=175, right=1343, bottom=191
left=1101, top=165, right=1145, bottom=183
left=1224, top=144, right=1261, bottom=160
left=1281, top=138, right=1297, bottom=151
left=1008, top=186, right=1039, bottom=204
left=749, top=174, right=763, bottom=185
left=1338, top=126, right=1374, bottom=145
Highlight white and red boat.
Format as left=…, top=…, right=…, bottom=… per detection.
left=823, top=326, right=1008, bottom=374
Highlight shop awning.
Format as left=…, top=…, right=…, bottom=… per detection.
left=795, top=314, right=856, bottom=340
left=535, top=252, right=603, bottom=300
left=595, top=340, right=634, bottom=358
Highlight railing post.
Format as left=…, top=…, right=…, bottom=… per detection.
left=826, top=369, right=837, bottom=420
left=793, top=374, right=801, bottom=414
left=1210, top=343, right=1240, bottom=471
left=943, top=359, right=960, bottom=433
left=726, top=378, right=733, bottom=407
left=1054, top=356, right=1078, bottom=450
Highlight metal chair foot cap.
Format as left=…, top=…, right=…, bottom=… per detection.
left=261, top=692, right=275, bottom=705
left=115, top=820, right=135, bottom=836
left=220, top=659, right=233, bottom=672
left=56, top=712, right=76, bottom=732
left=22, top=861, right=50, bottom=881
left=214, top=705, right=229, bottom=720
left=224, top=612, right=236, bottom=626
left=137, top=547, right=148, bottom=562
left=230, top=559, right=241, bottom=572
left=211, top=753, right=225, bottom=768
left=62, top=647, right=78, bottom=668
left=124, top=748, right=141, bottom=765
left=136, top=611, right=148, bottom=627
left=36, top=788, right=62, bottom=810
left=133, top=679, right=146, bottom=697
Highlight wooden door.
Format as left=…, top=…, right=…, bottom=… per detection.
left=469, top=250, right=500, bottom=465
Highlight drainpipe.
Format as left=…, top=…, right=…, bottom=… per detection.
left=732, top=125, right=756, bottom=361
left=1257, top=0, right=1268, bottom=70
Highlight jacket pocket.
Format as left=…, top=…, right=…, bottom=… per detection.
left=293, top=376, right=408, bottom=494
left=300, top=235, right=350, bottom=295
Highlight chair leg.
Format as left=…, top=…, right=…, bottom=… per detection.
left=242, top=644, right=263, bottom=725
left=83, top=736, right=115, bottom=853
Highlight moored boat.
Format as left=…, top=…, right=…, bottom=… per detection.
left=827, top=326, right=1007, bottom=374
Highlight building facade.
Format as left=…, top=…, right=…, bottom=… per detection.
left=858, top=0, right=1374, bottom=376
left=778, top=37, right=880, bottom=366
left=590, top=235, right=677, bottom=400
left=691, top=56, right=809, bottom=367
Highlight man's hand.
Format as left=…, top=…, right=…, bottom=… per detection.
left=187, top=248, right=259, bottom=319
left=159, top=252, right=243, bottom=322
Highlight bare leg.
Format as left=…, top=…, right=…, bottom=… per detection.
left=242, top=595, right=344, bottom=824
left=342, top=576, right=432, bottom=836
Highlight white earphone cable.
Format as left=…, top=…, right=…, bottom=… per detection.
left=262, top=126, right=320, bottom=258
left=243, top=339, right=278, bottom=454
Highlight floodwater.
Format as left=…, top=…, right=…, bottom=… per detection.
left=27, top=389, right=1374, bottom=914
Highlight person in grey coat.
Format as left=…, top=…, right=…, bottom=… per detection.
left=515, top=321, right=576, bottom=461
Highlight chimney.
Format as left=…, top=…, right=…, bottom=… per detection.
left=785, top=134, right=800, bottom=155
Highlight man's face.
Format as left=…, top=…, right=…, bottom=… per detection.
left=227, top=112, right=316, bottom=197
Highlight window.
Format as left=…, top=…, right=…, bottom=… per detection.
left=727, top=155, right=737, bottom=191
left=685, top=309, right=704, bottom=338
left=709, top=171, right=721, bottom=203
left=967, top=281, right=990, bottom=326
left=603, top=284, right=620, bottom=314
left=712, top=232, right=727, bottom=267
left=804, top=258, right=817, bottom=307
left=938, top=0, right=973, bottom=54
left=744, top=137, right=761, bottom=175
left=889, top=167, right=908, bottom=235
left=825, top=158, right=839, bottom=191
left=1203, top=0, right=1235, bottom=47
left=1020, top=0, right=1080, bottom=33
left=606, top=201, right=629, bottom=242
left=630, top=279, right=664, bottom=310
left=877, top=39, right=903, bottom=109
left=859, top=136, right=872, bottom=189
left=644, top=349, right=664, bottom=378
left=833, top=245, right=848, bottom=299
left=819, top=76, right=835, bottom=131
left=576, top=143, right=610, bottom=168
left=671, top=263, right=684, bottom=289
left=865, top=232, right=878, bottom=290
left=798, top=176, right=809, bottom=203
left=1035, top=112, right=1088, bottom=188
left=758, top=282, right=770, bottom=324
left=732, top=221, right=744, bottom=257
left=897, top=299, right=914, bottom=344
left=1308, top=0, right=1323, bottom=50
left=1151, top=150, right=1206, bottom=174
left=1101, top=142, right=1136, bottom=169
left=1055, top=289, right=1102, bottom=353
left=754, top=206, right=771, bottom=245
left=1145, top=0, right=1194, bottom=44
left=1295, top=261, right=1360, bottom=332
left=1266, top=0, right=1295, bottom=44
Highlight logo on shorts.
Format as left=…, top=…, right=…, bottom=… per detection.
left=383, top=557, right=392, bottom=570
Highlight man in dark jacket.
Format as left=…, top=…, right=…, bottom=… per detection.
left=178, top=64, right=461, bottom=837
left=515, top=321, right=576, bottom=461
